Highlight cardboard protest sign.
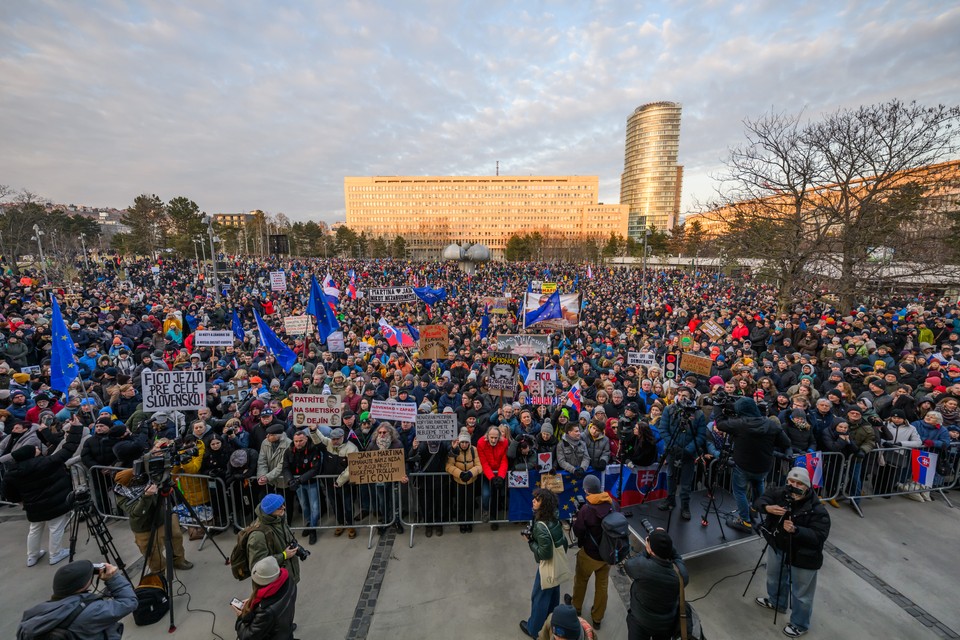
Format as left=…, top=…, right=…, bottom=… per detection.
left=419, top=324, right=448, bottom=360
left=269, top=271, right=287, bottom=291
left=291, top=394, right=342, bottom=429
left=680, top=353, right=713, bottom=377
left=486, top=352, right=519, bottom=396
left=347, top=449, right=406, bottom=485
left=283, top=315, right=312, bottom=335
left=414, top=413, right=457, bottom=442
left=369, top=400, right=418, bottom=423
left=627, top=351, right=657, bottom=367
left=327, top=331, right=345, bottom=352
left=142, top=370, right=207, bottom=412
left=496, top=334, right=549, bottom=356
left=194, top=330, right=234, bottom=347
left=700, top=320, right=727, bottom=341
left=366, top=287, right=417, bottom=304
left=540, top=473, right=564, bottom=493
left=537, top=452, right=553, bottom=473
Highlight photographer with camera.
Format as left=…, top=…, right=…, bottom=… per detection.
left=754, top=467, right=831, bottom=638
left=623, top=527, right=687, bottom=640
left=519, top=488, right=568, bottom=639
left=17, top=560, right=137, bottom=639
left=658, top=387, right=714, bottom=521
left=571, top=474, right=615, bottom=629
left=243, top=494, right=302, bottom=585
left=715, top=396, right=790, bottom=533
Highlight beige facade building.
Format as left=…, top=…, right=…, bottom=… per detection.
left=212, top=212, right=255, bottom=228
left=344, top=175, right=628, bottom=259
left=620, top=101, right=683, bottom=237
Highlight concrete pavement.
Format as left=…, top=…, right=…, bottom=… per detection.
left=1, top=491, right=958, bottom=639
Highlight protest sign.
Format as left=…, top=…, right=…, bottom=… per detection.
left=508, top=470, right=529, bottom=489
left=220, top=379, right=250, bottom=404
left=357, top=341, right=373, bottom=354
left=700, top=320, right=727, bottom=341
left=283, top=315, right=312, bottom=335
left=496, top=334, right=549, bottom=356
left=419, top=324, right=448, bottom=360
left=347, top=449, right=407, bottom=485
left=537, top=452, right=553, bottom=473
left=291, top=394, right=342, bottom=428
left=540, top=473, right=564, bottom=493
left=369, top=400, right=418, bottom=423
left=194, top=330, right=235, bottom=347
left=20, top=365, right=41, bottom=375
left=366, top=287, right=417, bottom=304
left=142, top=370, right=206, bottom=412
left=269, top=271, right=287, bottom=291
left=480, top=296, right=510, bottom=314
left=522, top=292, right=581, bottom=329
left=327, top=331, right=345, bottom=352
left=414, top=413, right=458, bottom=442
left=540, top=282, right=557, bottom=294
left=627, top=351, right=657, bottom=367
left=680, top=353, right=714, bottom=377
left=527, top=368, right=558, bottom=405
left=486, top=352, right=519, bottom=396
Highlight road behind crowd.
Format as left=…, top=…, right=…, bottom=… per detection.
left=0, top=493, right=957, bottom=640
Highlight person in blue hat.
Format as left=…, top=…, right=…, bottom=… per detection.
left=246, top=493, right=301, bottom=584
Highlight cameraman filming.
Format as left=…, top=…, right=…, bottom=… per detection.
left=623, top=527, right=687, bottom=640
left=715, top=396, right=790, bottom=533
left=754, top=467, right=831, bottom=638
left=658, top=387, right=714, bottom=521
left=570, top=475, right=615, bottom=629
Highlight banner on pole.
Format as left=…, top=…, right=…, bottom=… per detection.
left=495, top=334, right=549, bottom=356
left=522, top=293, right=581, bottom=329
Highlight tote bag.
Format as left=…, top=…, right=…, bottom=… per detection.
left=538, top=521, right=571, bottom=589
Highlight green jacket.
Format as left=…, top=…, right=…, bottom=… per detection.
left=247, top=506, right=300, bottom=584
left=529, top=518, right=566, bottom=562
left=115, top=483, right=164, bottom=533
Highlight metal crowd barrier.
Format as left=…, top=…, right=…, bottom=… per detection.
left=399, top=472, right=511, bottom=547
left=843, top=443, right=960, bottom=517
left=706, top=450, right=847, bottom=508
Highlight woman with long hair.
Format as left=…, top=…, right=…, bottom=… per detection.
left=520, top=488, right=567, bottom=638
left=235, top=556, right=297, bottom=640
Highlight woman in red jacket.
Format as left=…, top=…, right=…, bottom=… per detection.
left=478, top=426, right=509, bottom=529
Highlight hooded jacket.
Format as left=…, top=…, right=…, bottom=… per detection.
left=16, top=574, right=137, bottom=640
left=715, top=398, right=791, bottom=474
left=556, top=433, right=590, bottom=473
left=247, top=506, right=301, bottom=584
left=2, top=423, right=83, bottom=522
left=257, top=434, right=292, bottom=488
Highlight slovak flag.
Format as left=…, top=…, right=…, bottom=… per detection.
left=322, top=273, right=340, bottom=303
left=566, top=381, right=582, bottom=413
left=912, top=449, right=938, bottom=487
left=793, top=452, right=823, bottom=489
left=378, top=317, right=415, bottom=347
left=348, top=273, right=358, bottom=300
left=586, top=264, right=593, bottom=280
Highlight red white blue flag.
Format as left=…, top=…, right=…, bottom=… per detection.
left=912, top=449, right=938, bottom=487
left=565, top=381, right=582, bottom=413
left=378, top=317, right=415, bottom=347
left=793, top=452, right=823, bottom=489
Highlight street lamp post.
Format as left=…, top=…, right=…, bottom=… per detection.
left=79, top=233, right=89, bottom=271
left=641, top=229, right=651, bottom=304
left=205, top=216, right=221, bottom=303
left=31, top=224, right=48, bottom=285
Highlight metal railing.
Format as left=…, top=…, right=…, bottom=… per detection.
left=706, top=451, right=848, bottom=505
left=399, top=472, right=511, bottom=547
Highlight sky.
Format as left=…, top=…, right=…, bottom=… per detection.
left=2, top=1, right=959, bottom=223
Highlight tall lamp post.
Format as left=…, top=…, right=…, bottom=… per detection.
left=641, top=228, right=651, bottom=303
left=204, top=216, right=221, bottom=303
left=79, top=233, right=90, bottom=271
left=31, top=224, right=48, bottom=285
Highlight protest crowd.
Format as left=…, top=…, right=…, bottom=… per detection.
left=3, top=254, right=960, bottom=638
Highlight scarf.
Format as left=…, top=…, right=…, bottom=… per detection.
left=248, top=568, right=289, bottom=611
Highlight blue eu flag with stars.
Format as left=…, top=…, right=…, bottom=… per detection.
left=50, top=296, right=79, bottom=394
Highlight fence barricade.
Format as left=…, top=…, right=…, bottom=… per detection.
left=706, top=450, right=846, bottom=508
left=399, top=472, right=502, bottom=547
left=842, top=443, right=960, bottom=516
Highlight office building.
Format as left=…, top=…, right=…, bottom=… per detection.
left=620, top=101, right=683, bottom=237
left=344, top=175, right=628, bottom=260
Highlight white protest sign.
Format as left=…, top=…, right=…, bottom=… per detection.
left=151, top=266, right=160, bottom=274
left=194, top=330, right=235, bottom=347
left=628, top=351, right=657, bottom=367
left=141, top=370, right=207, bottom=412
left=527, top=368, right=559, bottom=405
left=366, top=287, right=417, bottom=304
left=414, top=413, right=457, bottom=441
left=537, top=452, right=553, bottom=473
left=358, top=342, right=373, bottom=354
left=291, top=394, right=342, bottom=429
left=283, top=315, right=312, bottom=335
left=369, top=400, right=418, bottom=424
left=508, top=470, right=529, bottom=489
left=20, top=365, right=41, bottom=375
left=327, top=331, right=345, bottom=352
left=269, top=271, right=287, bottom=291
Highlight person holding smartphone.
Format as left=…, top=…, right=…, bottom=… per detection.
left=17, top=560, right=137, bottom=639
left=234, top=556, right=298, bottom=640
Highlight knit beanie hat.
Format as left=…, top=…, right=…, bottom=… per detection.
left=52, top=560, right=94, bottom=598
left=251, top=556, right=280, bottom=586
left=260, top=493, right=285, bottom=515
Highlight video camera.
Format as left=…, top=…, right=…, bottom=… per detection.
left=132, top=439, right=199, bottom=486
left=702, top=389, right=738, bottom=417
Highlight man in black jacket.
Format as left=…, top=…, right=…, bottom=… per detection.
left=623, top=528, right=687, bottom=640
left=571, top=474, right=615, bottom=629
left=754, top=467, right=830, bottom=638
left=715, top=397, right=791, bottom=533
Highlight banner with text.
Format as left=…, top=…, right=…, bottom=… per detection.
left=419, top=324, right=448, bottom=360
left=414, top=413, right=458, bottom=442
left=627, top=351, right=657, bottom=367
left=194, top=330, right=235, bottom=347
left=291, top=393, right=342, bottom=429
left=496, top=334, right=549, bottom=356
left=366, top=287, right=417, bottom=304
left=142, top=370, right=207, bottom=412
left=283, top=315, right=313, bottom=335
left=269, top=271, right=287, bottom=291
left=522, top=292, right=581, bottom=329
left=347, top=449, right=407, bottom=485
left=369, top=400, right=418, bottom=423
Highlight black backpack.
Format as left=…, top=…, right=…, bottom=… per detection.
left=133, top=574, right=169, bottom=626
left=594, top=511, right=632, bottom=565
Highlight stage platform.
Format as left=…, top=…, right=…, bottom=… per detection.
left=621, top=489, right=761, bottom=559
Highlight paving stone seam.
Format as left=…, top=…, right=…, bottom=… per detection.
left=345, top=530, right=396, bottom=640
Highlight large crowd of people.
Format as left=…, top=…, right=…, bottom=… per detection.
left=3, top=254, right=959, bottom=637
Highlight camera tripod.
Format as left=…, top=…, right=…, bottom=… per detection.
left=140, top=479, right=229, bottom=632
left=694, top=430, right=730, bottom=540
left=743, top=502, right=794, bottom=625
left=67, top=488, right=131, bottom=583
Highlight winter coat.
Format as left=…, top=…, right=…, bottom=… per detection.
left=847, top=419, right=877, bottom=453
left=715, top=398, right=789, bottom=474
left=783, top=421, right=817, bottom=455
left=912, top=420, right=951, bottom=451
left=528, top=518, right=567, bottom=562
left=477, top=436, right=509, bottom=480
left=756, top=485, right=831, bottom=570
left=258, top=435, right=292, bottom=488
left=446, top=443, right=483, bottom=485
left=820, top=427, right=859, bottom=456
left=507, top=439, right=538, bottom=471
left=879, top=422, right=922, bottom=467
left=173, top=442, right=209, bottom=506
left=0, top=425, right=44, bottom=465
left=283, top=440, right=323, bottom=486
left=309, top=430, right=357, bottom=486
left=661, top=403, right=711, bottom=461
left=1, top=423, right=83, bottom=522
left=584, top=431, right=611, bottom=469
left=235, top=571, right=298, bottom=640
left=572, top=493, right=615, bottom=562
left=556, top=434, right=590, bottom=473
left=16, top=574, right=138, bottom=640
left=624, top=546, right=688, bottom=634
left=80, top=432, right=119, bottom=469
left=247, top=506, right=300, bottom=584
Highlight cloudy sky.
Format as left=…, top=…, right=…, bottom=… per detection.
left=2, top=1, right=958, bottom=223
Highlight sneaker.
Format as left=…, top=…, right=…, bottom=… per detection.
left=727, top=517, right=753, bottom=533
left=756, top=597, right=786, bottom=613
left=657, top=501, right=675, bottom=511
left=48, top=549, right=70, bottom=566
left=783, top=623, right=808, bottom=637
left=27, top=550, right=47, bottom=567
left=680, top=507, right=691, bottom=521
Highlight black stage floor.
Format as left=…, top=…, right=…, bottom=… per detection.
left=621, top=489, right=760, bottom=559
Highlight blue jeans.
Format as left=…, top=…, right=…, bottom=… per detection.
left=665, top=457, right=695, bottom=507
left=766, top=547, right=818, bottom=632
left=849, top=459, right=863, bottom=504
left=732, top=466, right=766, bottom=521
left=374, top=482, right=396, bottom=524
left=481, top=477, right=505, bottom=516
left=528, top=569, right=560, bottom=637
left=296, top=481, right=321, bottom=528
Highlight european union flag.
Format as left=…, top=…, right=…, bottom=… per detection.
left=231, top=309, right=245, bottom=342
left=406, top=322, right=420, bottom=342
left=307, top=275, right=340, bottom=344
left=50, top=296, right=78, bottom=395
left=412, top=286, right=447, bottom=306
left=479, top=306, right=490, bottom=340
left=507, top=470, right=588, bottom=522
left=524, top=291, right=563, bottom=328
left=253, top=309, right=297, bottom=372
